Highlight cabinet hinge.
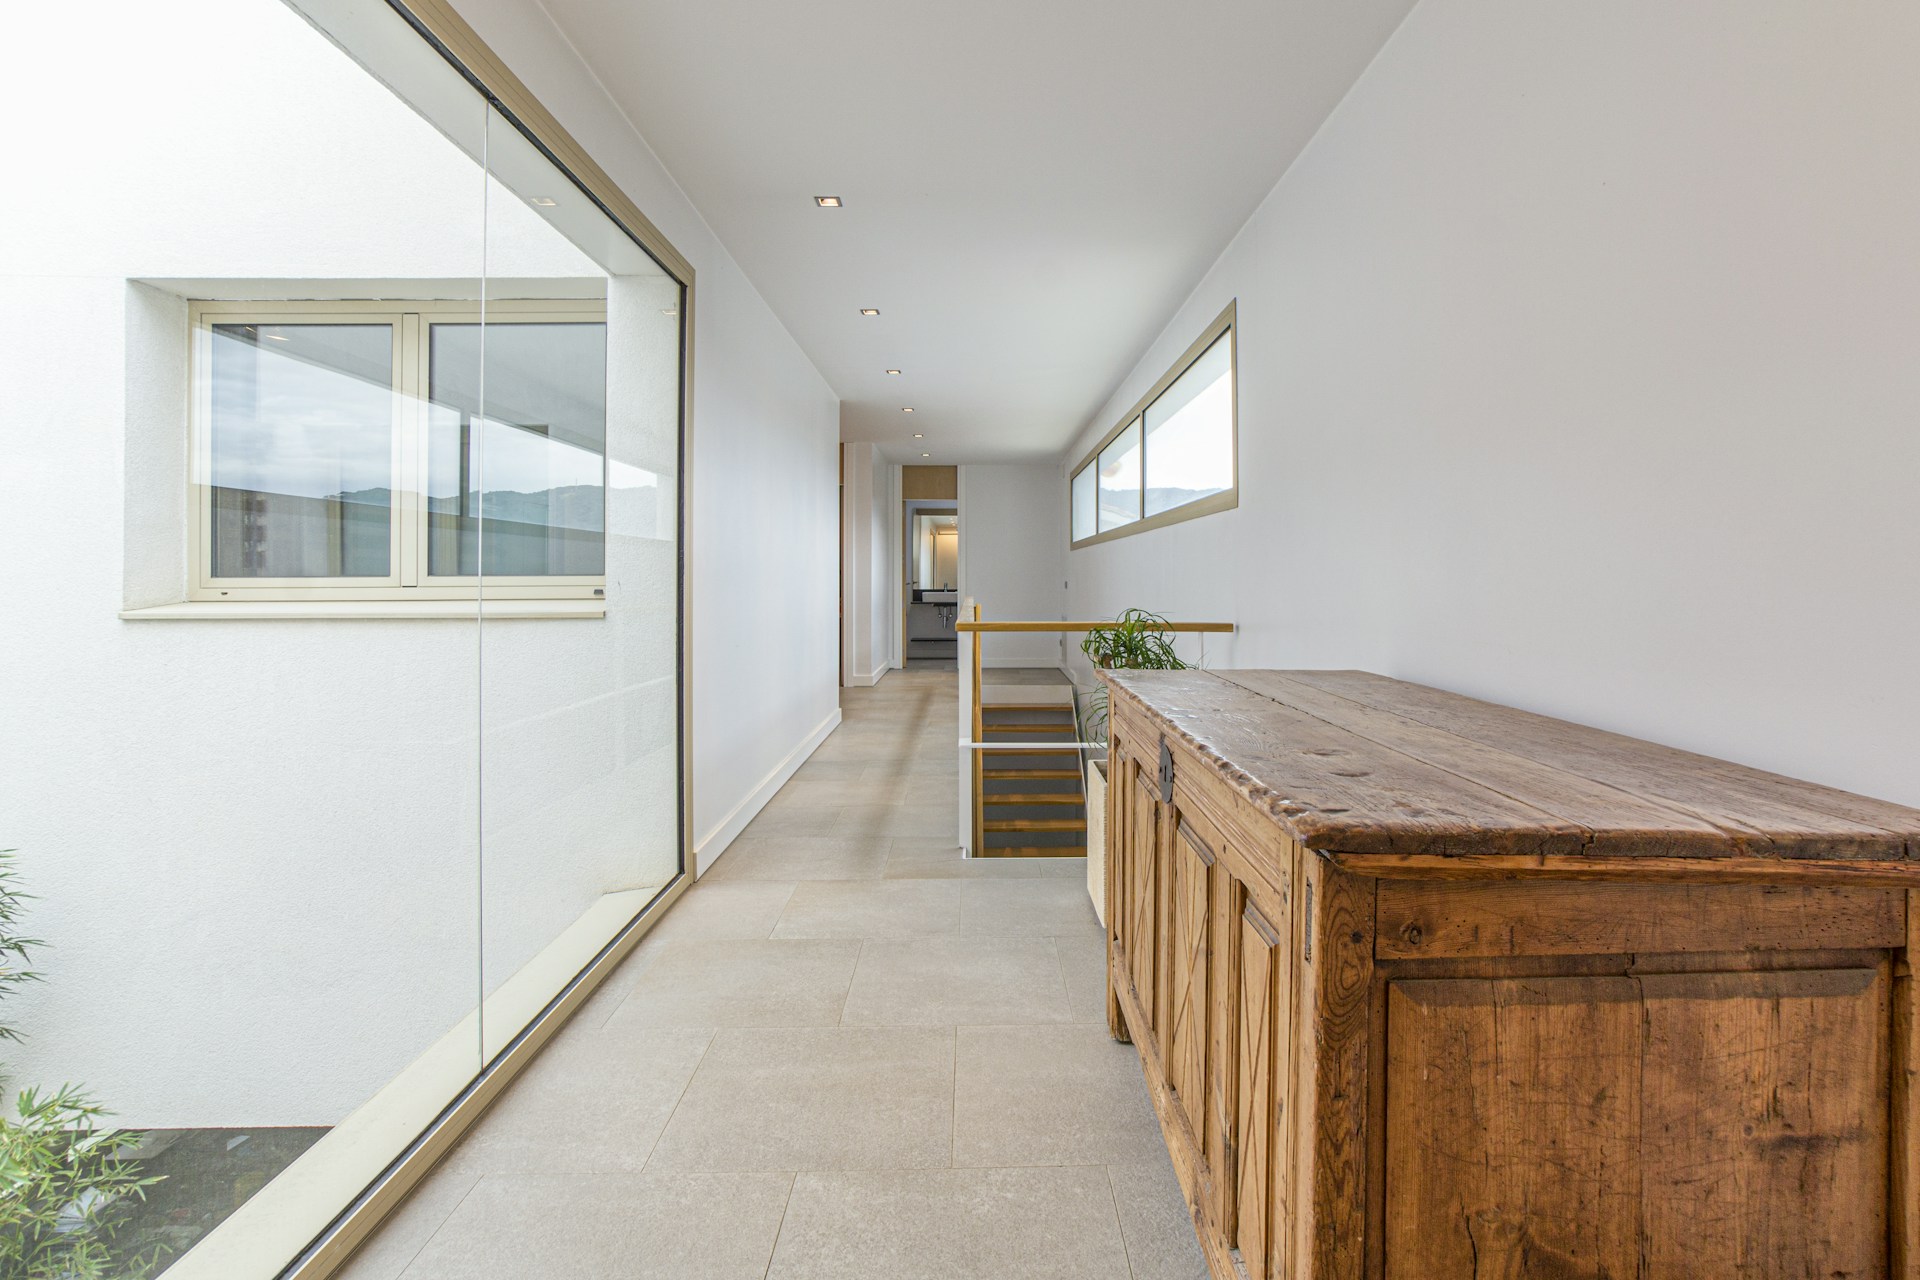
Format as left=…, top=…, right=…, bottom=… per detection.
left=1303, top=879, right=1314, bottom=962
left=1158, top=737, right=1175, bottom=805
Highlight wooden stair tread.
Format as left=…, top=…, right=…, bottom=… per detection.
left=985, top=724, right=1078, bottom=735
left=982, top=768, right=1081, bottom=780
left=976, top=845, right=1087, bottom=859
left=983, top=793, right=1084, bottom=806
left=984, top=817, right=1088, bottom=832
left=981, top=703, right=1074, bottom=714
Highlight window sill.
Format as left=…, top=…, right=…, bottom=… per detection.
left=120, top=599, right=606, bottom=621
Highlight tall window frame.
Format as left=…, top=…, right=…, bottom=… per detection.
left=1069, top=299, right=1237, bottom=549
left=188, top=296, right=609, bottom=603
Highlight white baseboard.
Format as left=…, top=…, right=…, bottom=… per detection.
left=693, top=706, right=843, bottom=876
left=842, top=663, right=893, bottom=688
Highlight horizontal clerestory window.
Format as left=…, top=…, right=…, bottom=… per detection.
left=1069, top=300, right=1236, bottom=547
left=190, top=299, right=608, bottom=601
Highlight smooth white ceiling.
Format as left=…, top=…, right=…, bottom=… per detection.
left=538, top=0, right=1415, bottom=462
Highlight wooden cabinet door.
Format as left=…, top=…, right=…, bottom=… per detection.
left=1384, top=968, right=1890, bottom=1279
left=1167, top=818, right=1214, bottom=1150
left=1120, top=756, right=1160, bottom=1042
left=1233, top=896, right=1289, bottom=1280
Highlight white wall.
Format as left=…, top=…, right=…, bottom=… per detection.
left=1066, top=0, right=1920, bottom=806
left=959, top=464, right=1067, bottom=669
left=840, top=444, right=899, bottom=685
left=438, top=0, right=843, bottom=870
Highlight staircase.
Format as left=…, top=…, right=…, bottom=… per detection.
left=978, top=700, right=1086, bottom=857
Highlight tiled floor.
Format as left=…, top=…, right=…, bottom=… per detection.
left=339, top=669, right=1203, bottom=1280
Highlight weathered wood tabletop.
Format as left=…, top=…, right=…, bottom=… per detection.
left=1102, top=668, right=1920, bottom=861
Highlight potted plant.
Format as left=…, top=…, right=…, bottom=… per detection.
left=1076, top=610, right=1191, bottom=926
left=0, top=849, right=160, bottom=1279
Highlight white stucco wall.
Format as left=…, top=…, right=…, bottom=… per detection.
left=959, top=464, right=1066, bottom=669
left=1065, top=0, right=1920, bottom=807
left=0, top=0, right=836, bottom=1128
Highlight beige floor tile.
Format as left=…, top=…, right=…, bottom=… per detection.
left=833, top=802, right=952, bottom=839
left=735, top=804, right=844, bottom=837
left=885, top=840, right=1086, bottom=880
left=603, top=939, right=859, bottom=1028
left=771, top=879, right=963, bottom=939
left=952, top=1024, right=1167, bottom=1167
left=437, top=1025, right=712, bottom=1175
left=397, top=1172, right=793, bottom=1280
left=702, top=835, right=891, bottom=881
left=841, top=936, right=1071, bottom=1026
left=644, top=880, right=796, bottom=943
left=1109, top=1158, right=1211, bottom=1279
left=766, top=1166, right=1130, bottom=1280
left=1054, top=927, right=1112, bottom=1023
left=395, top=1174, right=634, bottom=1279
left=959, top=876, right=1103, bottom=936
left=334, top=1167, right=481, bottom=1280
left=645, top=1027, right=955, bottom=1172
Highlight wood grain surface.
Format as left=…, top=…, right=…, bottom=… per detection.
left=1102, top=668, right=1920, bottom=860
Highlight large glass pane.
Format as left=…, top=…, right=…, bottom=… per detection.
left=0, top=0, right=490, bottom=1273
left=209, top=322, right=394, bottom=578
left=1098, top=417, right=1143, bottom=532
left=476, top=105, right=683, bottom=1065
left=1143, top=331, right=1234, bottom=517
left=1071, top=464, right=1096, bottom=541
left=428, top=320, right=609, bottom=576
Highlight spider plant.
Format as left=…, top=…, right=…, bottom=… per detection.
left=0, top=849, right=161, bottom=1279
left=1078, top=609, right=1191, bottom=745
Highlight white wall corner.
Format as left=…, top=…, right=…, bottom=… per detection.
left=692, top=704, right=843, bottom=876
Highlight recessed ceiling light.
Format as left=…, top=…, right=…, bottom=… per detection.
left=815, top=195, right=842, bottom=207
left=901, top=407, right=914, bottom=413
left=921, top=453, right=931, bottom=458
left=912, top=433, right=924, bottom=439
left=529, top=196, right=558, bottom=207
left=860, top=308, right=880, bottom=316
left=885, top=369, right=901, bottom=375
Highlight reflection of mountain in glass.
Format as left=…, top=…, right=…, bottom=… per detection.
left=1143, top=485, right=1220, bottom=512
left=424, top=483, right=608, bottom=577
left=211, top=485, right=390, bottom=578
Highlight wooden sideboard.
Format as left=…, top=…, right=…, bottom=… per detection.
left=1101, top=668, right=1920, bottom=1280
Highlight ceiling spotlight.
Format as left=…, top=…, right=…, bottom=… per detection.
left=921, top=453, right=931, bottom=458
left=885, top=369, right=901, bottom=375
left=529, top=196, right=558, bottom=207
left=815, top=195, right=842, bottom=207
left=901, top=407, right=914, bottom=413
left=860, top=308, right=880, bottom=316
left=912, top=433, right=924, bottom=439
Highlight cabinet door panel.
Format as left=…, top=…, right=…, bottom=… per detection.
left=1640, top=968, right=1887, bottom=1279
left=1168, top=818, right=1213, bottom=1146
left=1385, top=977, right=1645, bottom=1279
left=1235, top=900, right=1286, bottom=1280
left=1126, top=768, right=1160, bottom=1039
left=1385, top=969, right=1891, bottom=1280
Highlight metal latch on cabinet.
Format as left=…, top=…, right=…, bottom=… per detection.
left=1158, top=738, right=1174, bottom=804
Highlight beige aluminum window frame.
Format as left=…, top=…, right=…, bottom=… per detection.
left=189, top=297, right=609, bottom=603
left=1069, top=299, right=1237, bottom=549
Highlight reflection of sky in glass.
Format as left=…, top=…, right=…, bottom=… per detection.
left=1098, top=418, right=1141, bottom=530
left=209, top=324, right=392, bottom=499
left=1071, top=466, right=1096, bottom=540
left=1144, top=333, right=1232, bottom=515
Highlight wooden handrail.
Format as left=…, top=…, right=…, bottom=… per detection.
left=955, top=620, right=1234, bottom=633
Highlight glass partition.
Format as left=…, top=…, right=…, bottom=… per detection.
left=0, top=1, right=685, bottom=1276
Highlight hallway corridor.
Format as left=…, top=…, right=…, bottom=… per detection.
left=341, top=670, right=1204, bottom=1279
